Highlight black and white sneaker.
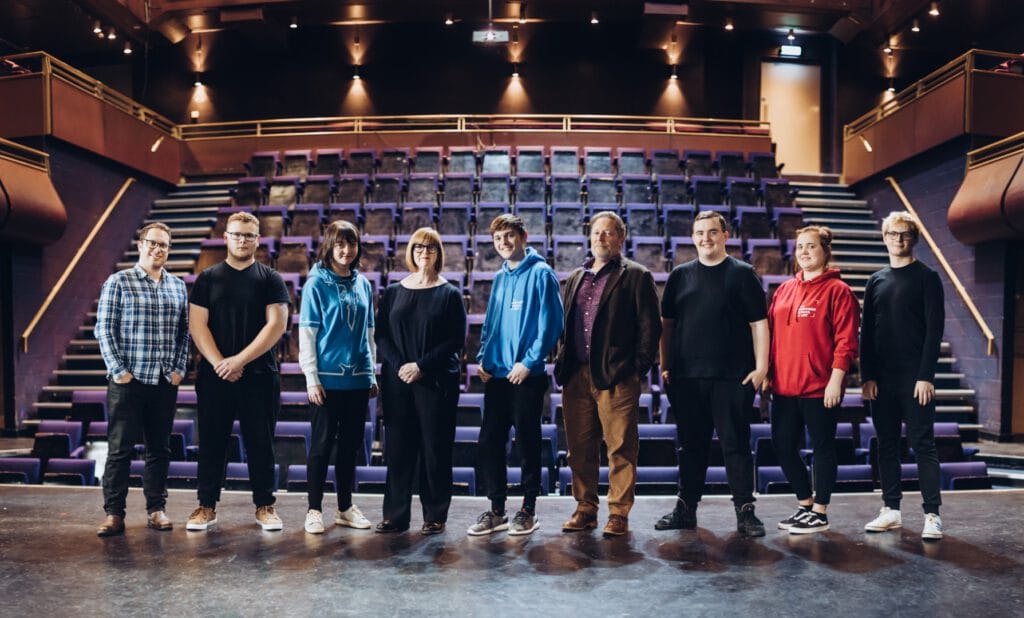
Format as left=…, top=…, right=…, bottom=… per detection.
left=508, top=509, right=540, bottom=536
left=789, top=511, right=829, bottom=535
left=777, top=506, right=812, bottom=530
left=467, top=510, right=509, bottom=536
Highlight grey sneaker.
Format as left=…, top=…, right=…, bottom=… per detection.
left=467, top=510, right=509, bottom=536
left=508, top=509, right=540, bottom=536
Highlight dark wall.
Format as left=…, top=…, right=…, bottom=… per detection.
left=8, top=138, right=168, bottom=425
left=854, top=138, right=1012, bottom=439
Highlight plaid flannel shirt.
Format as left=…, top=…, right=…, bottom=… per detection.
left=94, top=264, right=190, bottom=385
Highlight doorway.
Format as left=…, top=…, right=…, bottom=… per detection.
left=760, top=61, right=821, bottom=175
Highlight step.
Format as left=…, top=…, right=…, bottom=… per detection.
left=62, top=354, right=105, bottom=370
left=823, top=228, right=884, bottom=240
left=144, top=214, right=217, bottom=226
left=790, top=189, right=858, bottom=201
left=803, top=218, right=880, bottom=230
left=796, top=201, right=871, bottom=212
left=123, top=249, right=200, bottom=260
left=30, top=402, right=73, bottom=419
left=830, top=249, right=890, bottom=260
left=67, top=339, right=99, bottom=352
left=145, top=207, right=220, bottom=220
left=176, top=180, right=240, bottom=191
left=148, top=225, right=212, bottom=237
left=52, top=369, right=108, bottom=386
left=164, top=189, right=233, bottom=199
left=831, top=238, right=887, bottom=248
left=116, top=259, right=195, bottom=272
left=830, top=261, right=887, bottom=273
left=153, top=196, right=232, bottom=208
left=799, top=210, right=877, bottom=223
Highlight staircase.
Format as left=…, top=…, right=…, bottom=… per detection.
left=791, top=179, right=980, bottom=440
left=30, top=179, right=234, bottom=421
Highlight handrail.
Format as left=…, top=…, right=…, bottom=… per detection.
left=0, top=137, right=49, bottom=173
left=845, top=49, right=1024, bottom=139
left=966, top=129, right=1024, bottom=169
left=885, top=177, right=996, bottom=355
left=20, top=178, right=136, bottom=353
left=1, top=51, right=178, bottom=138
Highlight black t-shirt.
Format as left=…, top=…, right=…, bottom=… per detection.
left=375, top=283, right=466, bottom=377
left=662, top=256, right=767, bottom=380
left=190, top=261, right=290, bottom=373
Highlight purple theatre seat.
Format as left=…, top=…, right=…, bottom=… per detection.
left=514, top=146, right=545, bottom=175
left=479, top=173, right=511, bottom=202
left=630, top=236, right=666, bottom=272
left=71, top=390, right=108, bottom=424
left=412, top=147, right=444, bottom=174
left=773, top=206, right=804, bottom=242
left=583, top=147, right=613, bottom=175
left=282, top=149, right=312, bottom=178
left=456, top=393, right=485, bottom=426
left=551, top=202, right=585, bottom=236
left=514, top=172, right=547, bottom=203
left=507, top=467, right=552, bottom=493
left=471, top=236, right=502, bottom=273
left=442, top=173, right=476, bottom=203
left=513, top=202, right=547, bottom=237
left=757, top=465, right=797, bottom=494
left=549, top=146, right=580, bottom=175
left=225, top=463, right=280, bottom=490
left=745, top=238, right=785, bottom=276
left=447, top=147, right=478, bottom=175
left=690, top=175, right=724, bottom=205
left=653, top=148, right=683, bottom=176
left=372, top=173, right=405, bottom=204
left=346, top=148, right=378, bottom=176
left=552, top=235, right=587, bottom=272
left=761, top=178, right=795, bottom=209
left=625, top=203, right=659, bottom=236
left=734, top=206, right=771, bottom=241
left=380, top=147, right=411, bottom=175
left=727, top=177, right=760, bottom=207
left=550, top=173, right=583, bottom=204
left=940, top=462, right=991, bottom=490
left=0, top=457, right=42, bottom=484
left=177, top=390, right=198, bottom=406
left=681, top=149, right=711, bottom=178
left=455, top=426, right=481, bottom=442
left=312, top=149, right=343, bottom=178
left=407, top=173, right=440, bottom=203
left=267, top=175, right=301, bottom=207
left=246, top=151, right=280, bottom=179
left=400, top=202, right=435, bottom=234
left=620, top=174, right=653, bottom=204
left=355, top=466, right=388, bottom=492
left=616, top=147, right=648, bottom=176
left=657, top=174, right=688, bottom=205
left=750, top=152, right=779, bottom=180
left=715, top=151, right=747, bottom=179
left=363, top=203, right=398, bottom=236
left=286, top=464, right=338, bottom=492
left=326, top=202, right=360, bottom=227
left=437, top=202, right=471, bottom=235
left=44, top=458, right=96, bottom=486
left=482, top=146, right=512, bottom=174
left=290, top=203, right=325, bottom=240
left=585, top=175, right=618, bottom=204
left=234, top=176, right=268, bottom=206
left=337, top=174, right=370, bottom=204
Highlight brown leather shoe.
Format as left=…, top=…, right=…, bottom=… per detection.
left=96, top=514, right=125, bottom=537
left=603, top=514, right=628, bottom=537
left=147, top=510, right=173, bottom=531
left=561, top=510, right=598, bottom=532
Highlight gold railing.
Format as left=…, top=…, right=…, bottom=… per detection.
left=845, top=49, right=1024, bottom=139
left=1, top=51, right=178, bottom=137
left=967, top=129, right=1024, bottom=169
left=886, top=177, right=997, bottom=355
left=0, top=137, right=49, bottom=173
left=177, top=113, right=769, bottom=141
left=20, top=178, right=135, bottom=353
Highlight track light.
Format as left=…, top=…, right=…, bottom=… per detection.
left=887, top=78, right=896, bottom=93
left=444, top=13, right=454, bottom=26
left=353, top=67, right=361, bottom=80
left=123, top=42, right=132, bottom=55
left=725, top=18, right=734, bottom=32
left=929, top=2, right=940, bottom=17
left=512, top=63, right=520, bottom=78
left=93, top=20, right=102, bottom=35
left=884, top=43, right=893, bottom=54
left=670, top=65, right=678, bottom=81
left=190, top=110, right=200, bottom=122
left=194, top=74, right=202, bottom=87
left=591, top=12, right=599, bottom=25
left=787, top=29, right=795, bottom=42
left=290, top=16, right=298, bottom=29
left=107, top=27, right=117, bottom=40
left=911, top=19, right=920, bottom=33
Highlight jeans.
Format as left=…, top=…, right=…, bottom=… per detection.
left=479, top=374, right=548, bottom=511
left=307, top=388, right=371, bottom=512
left=101, top=378, right=178, bottom=517
left=872, top=372, right=942, bottom=514
left=195, top=367, right=280, bottom=508
left=669, top=378, right=756, bottom=507
left=771, top=395, right=838, bottom=505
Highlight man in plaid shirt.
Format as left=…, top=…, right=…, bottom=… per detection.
left=94, top=222, right=189, bottom=537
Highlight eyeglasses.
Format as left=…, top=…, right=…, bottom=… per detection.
left=140, top=238, right=170, bottom=251
left=412, top=243, right=439, bottom=254
left=226, top=231, right=259, bottom=242
left=884, top=231, right=915, bottom=241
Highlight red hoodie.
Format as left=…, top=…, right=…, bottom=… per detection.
left=769, top=268, right=860, bottom=398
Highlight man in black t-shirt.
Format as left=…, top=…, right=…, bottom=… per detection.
left=186, top=212, right=290, bottom=532
left=861, top=211, right=945, bottom=540
left=654, top=211, right=769, bottom=537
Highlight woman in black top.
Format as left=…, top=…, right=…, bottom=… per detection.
left=375, top=228, right=466, bottom=534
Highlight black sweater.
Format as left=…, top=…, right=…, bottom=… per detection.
left=860, top=260, right=944, bottom=382
left=375, top=283, right=466, bottom=377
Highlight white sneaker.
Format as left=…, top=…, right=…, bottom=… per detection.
left=335, top=505, right=372, bottom=529
left=922, top=513, right=943, bottom=540
left=305, top=509, right=325, bottom=534
left=864, top=506, right=902, bottom=532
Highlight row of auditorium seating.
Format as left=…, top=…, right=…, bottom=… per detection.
left=244, top=147, right=782, bottom=181
left=233, top=172, right=796, bottom=208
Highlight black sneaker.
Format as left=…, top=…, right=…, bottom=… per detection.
left=789, top=511, right=829, bottom=535
left=777, top=506, right=812, bottom=530
left=735, top=503, right=766, bottom=537
left=655, top=500, right=697, bottom=530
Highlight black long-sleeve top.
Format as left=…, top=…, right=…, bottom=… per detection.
left=860, top=260, right=944, bottom=382
left=375, top=282, right=466, bottom=377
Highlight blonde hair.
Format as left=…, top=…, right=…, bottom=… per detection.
left=226, top=211, right=259, bottom=229
left=404, top=227, right=444, bottom=273
left=881, top=211, right=919, bottom=241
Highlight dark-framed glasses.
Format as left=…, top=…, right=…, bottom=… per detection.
left=140, top=238, right=170, bottom=251
left=884, top=231, right=914, bottom=241
left=412, top=243, right=439, bottom=254
left=226, top=231, right=259, bottom=242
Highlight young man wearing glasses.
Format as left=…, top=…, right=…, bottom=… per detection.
left=187, top=212, right=290, bottom=531
left=95, top=222, right=190, bottom=536
left=861, top=211, right=945, bottom=540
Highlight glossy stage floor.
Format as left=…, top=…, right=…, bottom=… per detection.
left=1, top=487, right=1022, bottom=616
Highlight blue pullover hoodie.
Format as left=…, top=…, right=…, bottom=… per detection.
left=477, top=247, right=564, bottom=377
left=298, top=264, right=376, bottom=390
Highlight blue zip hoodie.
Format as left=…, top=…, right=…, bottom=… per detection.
left=477, top=247, right=564, bottom=377
left=298, top=264, right=376, bottom=390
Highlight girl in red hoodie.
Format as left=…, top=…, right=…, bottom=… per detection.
left=768, top=226, right=859, bottom=534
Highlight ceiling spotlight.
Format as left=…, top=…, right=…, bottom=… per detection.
left=670, top=65, right=678, bottom=81
left=290, top=16, right=298, bottom=29
left=123, top=41, right=132, bottom=55
left=887, top=78, right=896, bottom=93
left=670, top=33, right=677, bottom=47
left=929, top=2, right=940, bottom=17
left=512, top=63, right=520, bottom=78
left=444, top=13, right=454, bottom=26
left=107, top=27, right=117, bottom=40
left=911, top=19, right=921, bottom=33
left=519, top=2, right=527, bottom=24
left=512, top=30, right=519, bottom=45
left=354, top=32, right=360, bottom=48
left=93, top=20, right=102, bottom=35
left=193, top=74, right=202, bottom=87
left=884, top=43, right=893, bottom=54
left=590, top=12, right=599, bottom=25
left=190, top=110, right=200, bottom=121
left=725, top=18, right=734, bottom=32
left=787, top=29, right=795, bottom=42
left=353, top=67, right=361, bottom=80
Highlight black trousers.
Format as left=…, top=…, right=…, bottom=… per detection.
left=771, top=395, right=838, bottom=505
left=873, top=372, right=942, bottom=514
left=196, top=367, right=280, bottom=508
left=669, top=378, right=756, bottom=507
left=380, top=371, right=458, bottom=525
left=479, top=375, right=548, bottom=511
left=307, top=388, right=371, bottom=512
left=101, top=378, right=178, bottom=517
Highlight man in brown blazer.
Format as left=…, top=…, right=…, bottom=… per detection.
left=554, top=211, right=661, bottom=537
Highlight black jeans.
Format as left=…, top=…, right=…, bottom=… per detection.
left=380, top=370, right=458, bottom=526
left=196, top=367, right=280, bottom=508
left=102, top=378, right=178, bottom=517
left=771, top=395, right=838, bottom=505
left=479, top=374, right=548, bottom=511
left=307, top=388, right=371, bottom=512
left=872, top=372, right=942, bottom=514
left=669, top=378, right=756, bottom=507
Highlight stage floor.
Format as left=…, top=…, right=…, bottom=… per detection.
left=1, top=487, right=1022, bottom=616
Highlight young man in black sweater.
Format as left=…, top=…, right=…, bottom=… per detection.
left=860, top=211, right=945, bottom=540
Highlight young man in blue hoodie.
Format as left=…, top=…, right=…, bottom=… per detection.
left=467, top=214, right=564, bottom=537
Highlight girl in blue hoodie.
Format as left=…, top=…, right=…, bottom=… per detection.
left=299, top=220, right=377, bottom=534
